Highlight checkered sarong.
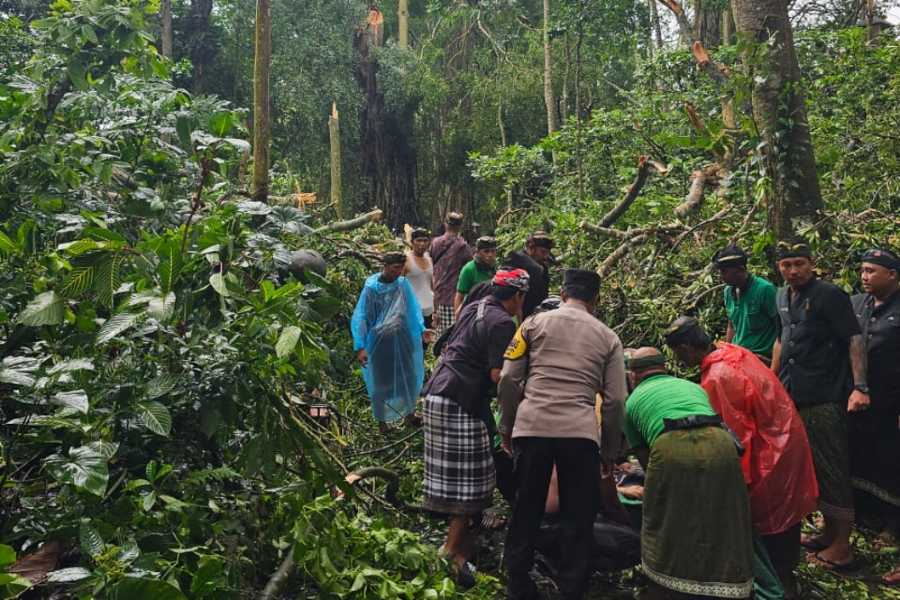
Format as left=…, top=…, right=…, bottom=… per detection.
left=435, top=304, right=456, bottom=336
left=423, top=394, right=495, bottom=515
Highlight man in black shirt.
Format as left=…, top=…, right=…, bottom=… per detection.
left=422, top=268, right=529, bottom=588
left=505, top=231, right=553, bottom=318
left=772, top=242, right=869, bottom=571
left=850, top=248, right=900, bottom=585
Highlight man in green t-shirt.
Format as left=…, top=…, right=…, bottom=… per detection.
left=624, top=347, right=753, bottom=600
left=713, top=245, right=779, bottom=361
left=453, top=236, right=497, bottom=316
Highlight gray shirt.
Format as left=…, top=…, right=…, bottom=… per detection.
left=498, top=303, right=627, bottom=459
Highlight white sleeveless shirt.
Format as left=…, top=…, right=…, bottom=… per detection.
left=405, top=251, right=434, bottom=316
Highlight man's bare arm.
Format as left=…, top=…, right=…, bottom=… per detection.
left=847, top=334, right=871, bottom=412
left=770, top=338, right=782, bottom=373
left=453, top=291, right=464, bottom=317
left=725, top=321, right=735, bottom=343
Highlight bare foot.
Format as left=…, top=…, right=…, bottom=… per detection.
left=800, top=532, right=831, bottom=551
left=883, top=566, right=900, bottom=586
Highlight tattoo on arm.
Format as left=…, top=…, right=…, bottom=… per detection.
left=849, top=334, right=867, bottom=385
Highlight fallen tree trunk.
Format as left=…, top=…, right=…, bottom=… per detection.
left=598, top=233, right=648, bottom=278
left=260, top=550, right=296, bottom=600
left=314, top=209, right=383, bottom=234
left=675, top=165, right=719, bottom=218
left=599, top=156, right=653, bottom=227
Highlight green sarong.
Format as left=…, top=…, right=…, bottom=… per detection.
left=752, top=536, right=785, bottom=600
left=642, top=427, right=753, bottom=599
left=798, top=402, right=855, bottom=520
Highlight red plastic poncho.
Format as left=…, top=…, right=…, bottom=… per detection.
left=700, top=343, right=819, bottom=536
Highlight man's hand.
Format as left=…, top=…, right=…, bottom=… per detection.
left=848, top=389, right=870, bottom=412
left=500, top=433, right=513, bottom=457
left=356, top=349, right=368, bottom=367
left=423, top=329, right=436, bottom=344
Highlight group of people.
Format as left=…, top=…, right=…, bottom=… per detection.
left=349, top=214, right=899, bottom=599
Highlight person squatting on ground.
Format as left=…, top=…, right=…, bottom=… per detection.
left=666, top=317, right=819, bottom=599
left=350, top=252, right=426, bottom=434
left=850, top=248, right=900, bottom=585
left=712, top=245, right=780, bottom=365
left=421, top=268, right=530, bottom=587
left=454, top=236, right=498, bottom=317
left=429, top=212, right=472, bottom=335
left=504, top=230, right=554, bottom=319
left=771, top=242, right=869, bottom=571
left=623, top=347, right=753, bottom=600
left=497, top=268, right=627, bottom=600
left=403, top=227, right=434, bottom=330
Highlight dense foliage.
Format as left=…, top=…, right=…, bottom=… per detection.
left=1, top=0, right=899, bottom=598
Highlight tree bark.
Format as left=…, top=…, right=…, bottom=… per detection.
left=252, top=0, right=271, bottom=203
left=731, top=0, right=824, bottom=241
left=865, top=0, right=878, bottom=44
left=188, top=0, right=214, bottom=93
left=329, top=103, right=343, bottom=219
left=160, top=0, right=173, bottom=59
left=693, top=0, right=722, bottom=48
left=398, top=0, right=409, bottom=49
left=649, top=0, right=664, bottom=50
left=543, top=0, right=559, bottom=136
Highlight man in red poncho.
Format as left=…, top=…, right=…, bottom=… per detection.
left=666, top=317, right=818, bottom=599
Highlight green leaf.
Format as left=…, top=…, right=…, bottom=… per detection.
left=46, top=567, right=92, bottom=583
left=209, top=272, right=229, bottom=297
left=45, top=445, right=109, bottom=496
left=208, top=111, right=235, bottom=137
left=109, top=577, right=187, bottom=600
left=0, top=544, right=15, bottom=568
left=147, top=291, right=176, bottom=321
left=93, top=254, right=127, bottom=307
left=175, top=116, right=193, bottom=148
left=136, top=401, right=172, bottom=436
left=67, top=59, right=88, bottom=92
left=146, top=373, right=178, bottom=399
left=57, top=239, right=124, bottom=256
left=0, top=231, right=17, bottom=254
left=191, top=555, right=226, bottom=598
left=276, top=326, right=301, bottom=358
left=79, top=521, right=104, bottom=558
left=96, top=312, right=139, bottom=344
left=52, top=390, right=89, bottom=413
left=47, top=358, right=95, bottom=375
left=60, top=266, right=95, bottom=297
left=17, top=292, right=65, bottom=326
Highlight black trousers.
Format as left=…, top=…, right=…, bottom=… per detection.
left=504, top=437, right=599, bottom=600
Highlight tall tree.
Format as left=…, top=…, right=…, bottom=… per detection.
left=398, top=0, right=409, bottom=49
left=543, top=0, right=559, bottom=135
left=252, top=0, right=271, bottom=202
left=693, top=0, right=722, bottom=48
left=160, top=0, right=173, bottom=58
left=188, top=0, right=214, bottom=93
left=731, top=0, right=823, bottom=240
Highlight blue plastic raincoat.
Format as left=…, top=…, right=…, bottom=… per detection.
left=351, top=274, right=425, bottom=422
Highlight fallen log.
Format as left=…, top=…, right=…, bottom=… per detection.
left=598, top=233, right=648, bottom=278
left=598, top=156, right=653, bottom=228
left=674, top=165, right=720, bottom=219
left=314, top=209, right=383, bottom=234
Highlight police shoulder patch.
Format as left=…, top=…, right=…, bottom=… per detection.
left=504, top=326, right=528, bottom=360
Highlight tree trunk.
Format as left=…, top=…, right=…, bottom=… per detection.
left=649, top=0, right=664, bottom=50
left=865, top=0, right=878, bottom=44
left=329, top=103, right=343, bottom=219
left=252, top=0, right=271, bottom=203
left=188, top=0, right=214, bottom=93
left=731, top=0, right=823, bottom=241
left=398, top=0, right=409, bottom=49
left=355, top=8, right=420, bottom=231
left=722, top=4, right=734, bottom=45
left=542, top=0, right=559, bottom=136
left=160, top=0, right=173, bottom=58
left=693, top=0, right=722, bottom=48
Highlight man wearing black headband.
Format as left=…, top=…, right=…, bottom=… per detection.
left=773, top=242, right=867, bottom=571
left=712, top=245, right=779, bottom=362
left=498, top=269, right=626, bottom=600
left=622, top=347, right=752, bottom=599
left=504, top=230, right=554, bottom=318
left=454, top=236, right=498, bottom=317
left=850, top=249, right=900, bottom=586
left=351, top=252, right=426, bottom=434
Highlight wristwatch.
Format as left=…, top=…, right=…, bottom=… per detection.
left=853, top=383, right=870, bottom=394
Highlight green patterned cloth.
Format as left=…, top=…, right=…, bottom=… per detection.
left=798, top=402, right=855, bottom=520
left=642, top=427, right=753, bottom=599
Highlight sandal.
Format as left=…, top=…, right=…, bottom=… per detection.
left=883, top=567, right=900, bottom=586
left=799, top=534, right=829, bottom=552
left=809, top=552, right=861, bottom=574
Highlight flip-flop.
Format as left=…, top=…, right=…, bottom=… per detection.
left=883, top=567, right=900, bottom=586
left=810, top=552, right=861, bottom=574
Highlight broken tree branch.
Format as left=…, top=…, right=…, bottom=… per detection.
left=579, top=223, right=639, bottom=240
left=598, top=234, right=648, bottom=278
left=314, top=208, right=383, bottom=234
left=260, top=550, right=296, bottom=600
left=691, top=41, right=730, bottom=84
left=657, top=0, right=693, bottom=43
left=675, top=165, right=720, bottom=219
left=598, top=156, right=658, bottom=227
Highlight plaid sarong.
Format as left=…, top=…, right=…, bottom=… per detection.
left=423, top=394, right=495, bottom=515
left=435, top=304, right=456, bottom=336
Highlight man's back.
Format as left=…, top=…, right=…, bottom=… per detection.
left=509, top=305, right=626, bottom=451
left=430, top=233, right=471, bottom=306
